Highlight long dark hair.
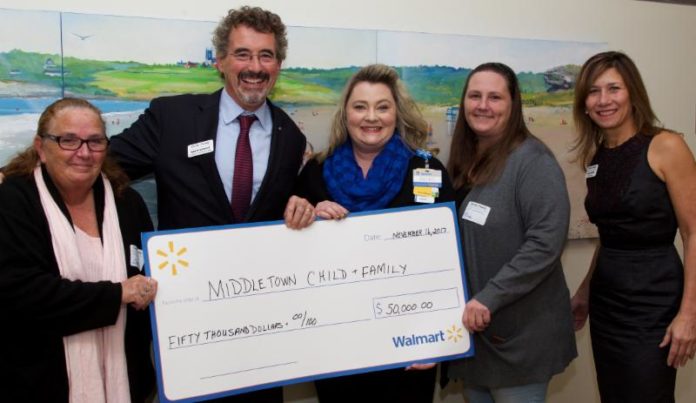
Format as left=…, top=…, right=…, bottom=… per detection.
left=447, top=62, right=532, bottom=190
left=572, top=51, right=663, bottom=166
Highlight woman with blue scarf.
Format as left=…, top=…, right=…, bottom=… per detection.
left=295, top=64, right=454, bottom=402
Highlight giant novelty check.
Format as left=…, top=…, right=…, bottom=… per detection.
left=144, top=203, right=472, bottom=403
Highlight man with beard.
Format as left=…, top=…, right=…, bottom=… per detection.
left=108, top=6, right=312, bottom=402
left=110, top=6, right=312, bottom=231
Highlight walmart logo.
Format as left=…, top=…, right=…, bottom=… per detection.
left=391, top=325, right=463, bottom=348
left=156, top=241, right=189, bottom=276
left=392, top=330, right=445, bottom=348
left=446, top=324, right=464, bottom=342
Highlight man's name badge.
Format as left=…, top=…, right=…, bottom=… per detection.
left=187, top=140, right=214, bottom=158
left=585, top=164, right=598, bottom=178
left=462, top=201, right=491, bottom=226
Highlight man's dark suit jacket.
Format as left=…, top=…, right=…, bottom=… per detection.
left=109, top=89, right=307, bottom=230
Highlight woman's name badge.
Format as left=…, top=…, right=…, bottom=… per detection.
left=462, top=201, right=491, bottom=226
left=585, top=164, right=598, bottom=178
left=413, top=186, right=439, bottom=198
left=414, top=195, right=436, bottom=204
left=413, top=168, right=442, bottom=188
left=413, top=185, right=438, bottom=203
left=130, top=244, right=144, bottom=270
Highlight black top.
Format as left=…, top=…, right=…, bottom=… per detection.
left=585, top=133, right=678, bottom=249
left=108, top=91, right=306, bottom=229
left=0, top=169, right=155, bottom=403
left=295, top=154, right=455, bottom=209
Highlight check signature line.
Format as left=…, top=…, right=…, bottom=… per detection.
left=168, top=317, right=372, bottom=350
left=200, top=361, right=298, bottom=380
left=205, top=268, right=455, bottom=302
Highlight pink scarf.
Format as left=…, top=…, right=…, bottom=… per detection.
left=34, top=167, right=130, bottom=403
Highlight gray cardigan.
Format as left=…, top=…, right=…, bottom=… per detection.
left=448, top=137, right=577, bottom=387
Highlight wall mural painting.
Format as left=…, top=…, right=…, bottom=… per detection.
left=0, top=8, right=606, bottom=238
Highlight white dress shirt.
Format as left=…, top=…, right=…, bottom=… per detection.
left=215, top=89, right=272, bottom=203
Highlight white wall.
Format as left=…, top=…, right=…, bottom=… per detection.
left=5, top=1, right=694, bottom=402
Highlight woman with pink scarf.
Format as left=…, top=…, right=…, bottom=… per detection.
left=0, top=98, right=157, bottom=402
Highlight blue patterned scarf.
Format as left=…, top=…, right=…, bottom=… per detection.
left=323, top=134, right=413, bottom=212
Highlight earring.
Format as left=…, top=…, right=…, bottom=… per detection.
left=585, top=110, right=589, bottom=115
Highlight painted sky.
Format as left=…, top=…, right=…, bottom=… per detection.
left=1, top=8, right=605, bottom=71
left=61, top=13, right=214, bottom=64
left=285, top=27, right=376, bottom=69
left=0, top=9, right=61, bottom=54
left=377, top=31, right=606, bottom=72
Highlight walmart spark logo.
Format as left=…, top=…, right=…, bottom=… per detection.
left=446, top=324, right=464, bottom=342
left=156, top=241, right=189, bottom=276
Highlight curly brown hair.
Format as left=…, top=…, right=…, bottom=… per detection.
left=2, top=97, right=129, bottom=195
left=212, top=6, right=288, bottom=62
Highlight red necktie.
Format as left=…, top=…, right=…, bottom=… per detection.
left=230, top=114, right=256, bottom=222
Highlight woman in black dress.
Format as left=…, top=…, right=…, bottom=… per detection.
left=571, top=51, right=696, bottom=402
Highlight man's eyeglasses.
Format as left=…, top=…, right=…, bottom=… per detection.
left=229, top=50, right=276, bottom=65
left=40, top=133, right=109, bottom=152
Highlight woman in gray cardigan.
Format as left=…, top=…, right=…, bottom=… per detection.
left=446, top=62, right=576, bottom=402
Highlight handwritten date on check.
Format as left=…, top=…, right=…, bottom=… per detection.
left=144, top=203, right=471, bottom=403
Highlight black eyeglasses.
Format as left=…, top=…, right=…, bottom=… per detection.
left=228, top=50, right=277, bottom=65
left=40, top=133, right=109, bottom=151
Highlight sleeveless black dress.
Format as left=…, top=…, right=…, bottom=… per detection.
left=585, top=133, right=682, bottom=403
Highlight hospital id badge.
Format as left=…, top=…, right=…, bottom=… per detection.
left=413, top=168, right=442, bottom=188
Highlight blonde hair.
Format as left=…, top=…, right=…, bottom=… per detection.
left=317, top=64, right=428, bottom=162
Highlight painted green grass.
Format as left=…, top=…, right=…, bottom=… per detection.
left=1, top=50, right=577, bottom=107
left=522, top=90, right=574, bottom=107
left=0, top=49, right=63, bottom=87
left=92, top=66, right=221, bottom=99
left=272, top=72, right=341, bottom=105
